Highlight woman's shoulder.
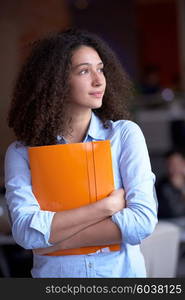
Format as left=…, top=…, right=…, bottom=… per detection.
left=6, top=140, right=26, bottom=151
left=110, top=119, right=144, bottom=138
left=5, top=141, right=28, bottom=160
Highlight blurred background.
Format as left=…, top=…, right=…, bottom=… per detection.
left=1, top=0, right=185, bottom=277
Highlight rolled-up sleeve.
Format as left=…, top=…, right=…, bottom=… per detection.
left=4, top=142, right=55, bottom=249
left=111, top=121, right=158, bottom=245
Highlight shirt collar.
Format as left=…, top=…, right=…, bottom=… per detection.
left=86, top=111, right=108, bottom=141
left=57, top=111, right=109, bottom=143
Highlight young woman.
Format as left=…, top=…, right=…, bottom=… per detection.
left=4, top=28, right=158, bottom=278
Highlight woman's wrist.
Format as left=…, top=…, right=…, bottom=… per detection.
left=94, top=196, right=113, bottom=217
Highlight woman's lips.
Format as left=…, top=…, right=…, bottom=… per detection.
left=89, top=92, right=104, bottom=98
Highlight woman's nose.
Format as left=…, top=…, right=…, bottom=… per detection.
left=92, top=72, right=102, bottom=86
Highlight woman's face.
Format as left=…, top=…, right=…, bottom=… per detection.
left=68, top=46, right=106, bottom=111
left=167, top=154, right=185, bottom=177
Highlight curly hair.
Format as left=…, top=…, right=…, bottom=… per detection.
left=8, top=28, right=133, bottom=146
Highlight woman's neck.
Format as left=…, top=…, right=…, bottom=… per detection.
left=64, top=109, right=92, bottom=143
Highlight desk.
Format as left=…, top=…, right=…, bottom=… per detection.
left=0, top=234, right=15, bottom=245
left=0, top=234, right=15, bottom=277
left=165, top=217, right=185, bottom=277
left=165, top=217, right=185, bottom=243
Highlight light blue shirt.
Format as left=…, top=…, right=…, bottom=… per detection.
left=4, top=112, right=158, bottom=278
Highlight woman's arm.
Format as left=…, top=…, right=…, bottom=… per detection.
left=33, top=217, right=122, bottom=255
left=111, top=121, right=158, bottom=246
left=49, top=188, right=125, bottom=244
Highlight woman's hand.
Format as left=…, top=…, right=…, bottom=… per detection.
left=101, top=188, right=126, bottom=216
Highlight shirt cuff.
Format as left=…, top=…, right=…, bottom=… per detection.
left=111, top=209, right=141, bottom=245
left=30, top=210, right=55, bottom=246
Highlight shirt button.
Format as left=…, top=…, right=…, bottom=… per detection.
left=88, top=263, right=93, bottom=268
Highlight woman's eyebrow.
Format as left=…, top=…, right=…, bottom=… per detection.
left=72, top=62, right=103, bottom=70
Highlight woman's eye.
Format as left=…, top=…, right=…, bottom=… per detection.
left=98, top=68, right=104, bottom=73
left=79, top=69, right=88, bottom=75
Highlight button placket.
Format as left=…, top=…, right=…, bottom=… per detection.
left=85, top=257, right=95, bottom=277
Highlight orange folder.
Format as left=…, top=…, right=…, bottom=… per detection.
left=28, top=140, right=121, bottom=255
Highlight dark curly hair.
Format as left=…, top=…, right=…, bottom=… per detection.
left=8, top=28, right=133, bottom=146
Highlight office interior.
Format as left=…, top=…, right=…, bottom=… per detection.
left=0, top=0, right=185, bottom=277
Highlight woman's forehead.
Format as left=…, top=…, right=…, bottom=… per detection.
left=71, top=46, right=102, bottom=65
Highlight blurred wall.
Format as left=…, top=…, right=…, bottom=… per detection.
left=136, top=0, right=180, bottom=88
left=177, top=0, right=185, bottom=91
left=69, top=0, right=139, bottom=81
left=0, top=0, right=71, bottom=186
